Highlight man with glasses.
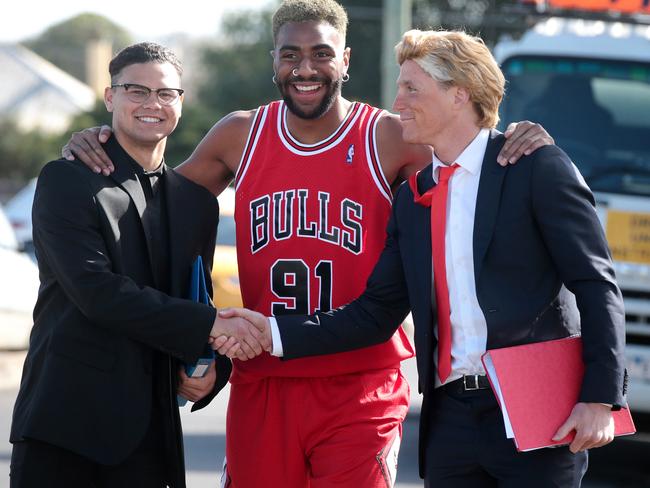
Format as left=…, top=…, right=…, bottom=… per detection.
left=9, top=42, right=265, bottom=488
left=111, top=83, right=185, bottom=105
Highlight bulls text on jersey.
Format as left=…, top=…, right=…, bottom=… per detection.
left=249, top=189, right=363, bottom=255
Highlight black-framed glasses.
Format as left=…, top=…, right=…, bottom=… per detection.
left=111, top=83, right=184, bottom=106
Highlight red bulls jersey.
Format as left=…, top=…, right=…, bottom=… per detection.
left=232, top=100, right=414, bottom=382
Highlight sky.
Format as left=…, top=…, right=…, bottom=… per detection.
left=2, top=0, right=274, bottom=43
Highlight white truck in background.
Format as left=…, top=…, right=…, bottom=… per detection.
left=494, top=8, right=650, bottom=417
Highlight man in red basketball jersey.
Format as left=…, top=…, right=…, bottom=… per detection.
left=63, top=1, right=552, bottom=486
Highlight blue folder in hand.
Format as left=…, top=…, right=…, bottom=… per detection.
left=178, top=255, right=216, bottom=407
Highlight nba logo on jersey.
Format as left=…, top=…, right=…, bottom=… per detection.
left=346, top=144, right=355, bottom=164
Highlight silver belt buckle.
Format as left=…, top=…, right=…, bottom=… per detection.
left=463, top=374, right=480, bottom=391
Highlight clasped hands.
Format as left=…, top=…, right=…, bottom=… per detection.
left=208, top=308, right=273, bottom=361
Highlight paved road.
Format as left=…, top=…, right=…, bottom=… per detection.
left=2, top=352, right=649, bottom=487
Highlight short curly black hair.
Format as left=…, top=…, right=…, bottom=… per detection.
left=109, top=42, right=182, bottom=81
left=272, top=0, right=348, bottom=41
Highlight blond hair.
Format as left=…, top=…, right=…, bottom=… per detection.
left=272, top=0, right=348, bottom=41
left=396, top=30, right=505, bottom=128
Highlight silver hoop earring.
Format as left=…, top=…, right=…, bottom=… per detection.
left=272, top=73, right=278, bottom=84
left=342, top=73, right=350, bottom=83
left=292, top=68, right=299, bottom=77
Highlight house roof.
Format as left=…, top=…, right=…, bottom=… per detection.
left=0, top=43, right=95, bottom=130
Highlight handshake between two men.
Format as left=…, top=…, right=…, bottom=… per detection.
left=209, top=309, right=274, bottom=361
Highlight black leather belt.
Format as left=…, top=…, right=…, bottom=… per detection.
left=442, top=374, right=491, bottom=393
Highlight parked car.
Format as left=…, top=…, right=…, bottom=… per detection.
left=0, top=204, right=39, bottom=350
left=4, top=178, right=36, bottom=254
left=212, top=187, right=243, bottom=308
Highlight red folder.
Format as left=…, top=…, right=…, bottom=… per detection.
left=481, top=336, right=635, bottom=451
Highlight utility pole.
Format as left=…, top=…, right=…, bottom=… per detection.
left=381, top=0, right=412, bottom=110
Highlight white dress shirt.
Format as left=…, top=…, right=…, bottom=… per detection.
left=270, top=316, right=283, bottom=356
left=432, top=128, right=490, bottom=387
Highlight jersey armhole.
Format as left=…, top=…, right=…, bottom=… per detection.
left=364, top=108, right=393, bottom=205
left=235, top=105, right=268, bottom=191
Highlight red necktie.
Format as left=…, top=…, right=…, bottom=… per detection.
left=409, top=165, right=457, bottom=383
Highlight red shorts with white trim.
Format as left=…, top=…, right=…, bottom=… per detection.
left=223, top=367, right=410, bottom=488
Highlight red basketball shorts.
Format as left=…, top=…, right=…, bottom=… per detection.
left=223, top=367, right=410, bottom=488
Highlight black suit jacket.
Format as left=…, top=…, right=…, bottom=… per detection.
left=10, top=140, right=231, bottom=486
left=276, top=131, right=626, bottom=476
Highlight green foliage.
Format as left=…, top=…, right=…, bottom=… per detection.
left=340, top=0, right=384, bottom=107
left=165, top=104, right=216, bottom=167
left=0, top=121, right=65, bottom=181
left=198, top=8, right=279, bottom=117
left=23, top=13, right=132, bottom=82
left=66, top=99, right=113, bottom=133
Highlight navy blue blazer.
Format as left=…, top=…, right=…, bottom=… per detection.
left=277, top=130, right=626, bottom=475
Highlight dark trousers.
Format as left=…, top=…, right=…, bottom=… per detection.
left=9, top=413, right=168, bottom=488
left=424, top=383, right=588, bottom=488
